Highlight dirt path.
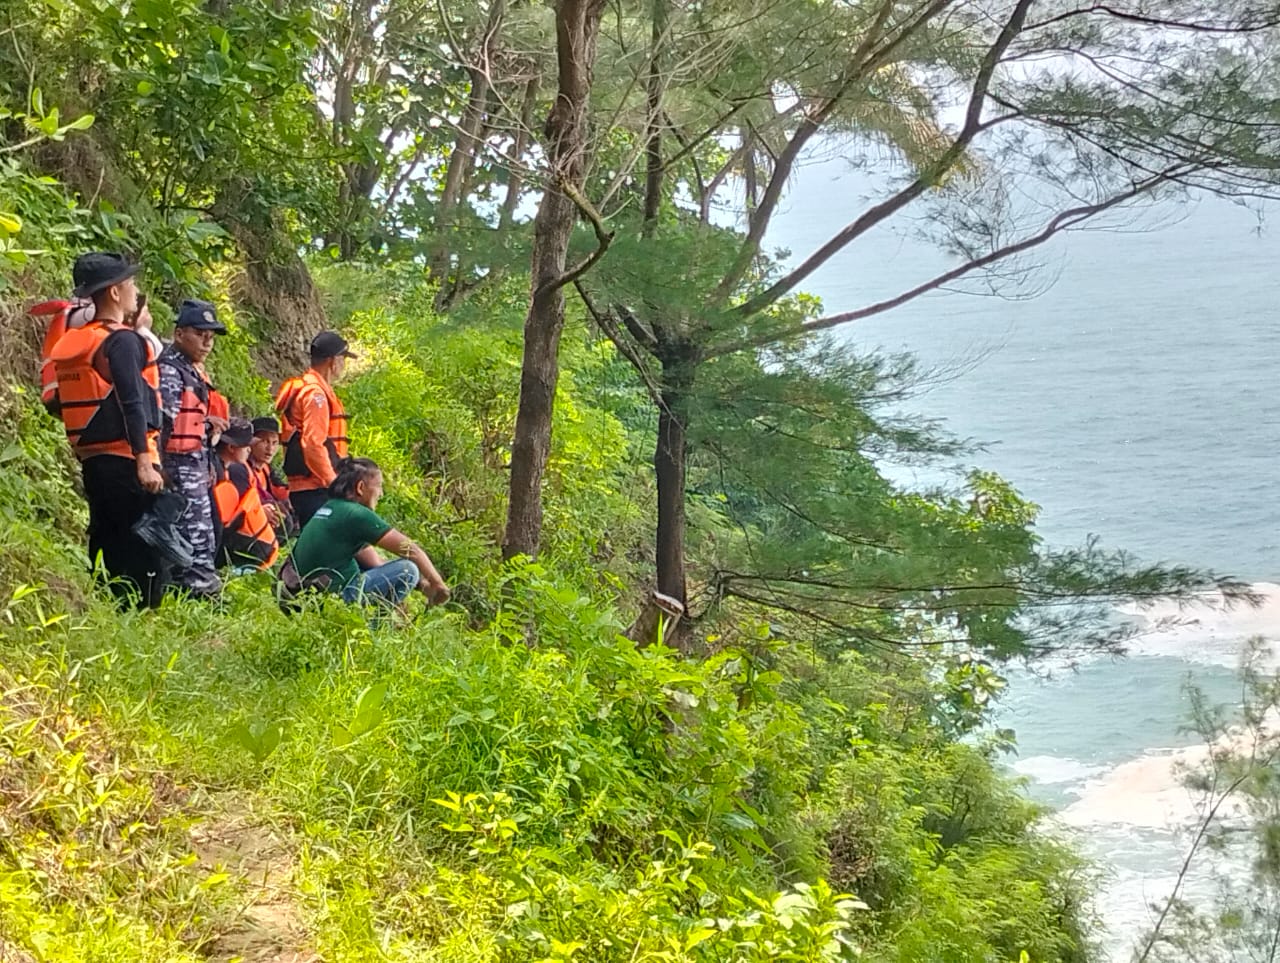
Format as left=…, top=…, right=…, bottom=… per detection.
left=190, top=797, right=317, bottom=963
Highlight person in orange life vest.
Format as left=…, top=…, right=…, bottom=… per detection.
left=276, top=331, right=354, bottom=527
left=212, top=419, right=279, bottom=572
left=248, top=416, right=296, bottom=539
left=49, top=252, right=167, bottom=608
left=207, top=386, right=230, bottom=439
left=35, top=296, right=95, bottom=416
left=157, top=300, right=229, bottom=598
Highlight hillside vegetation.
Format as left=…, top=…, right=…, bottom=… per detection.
left=7, top=0, right=1280, bottom=958
left=0, top=269, right=1094, bottom=961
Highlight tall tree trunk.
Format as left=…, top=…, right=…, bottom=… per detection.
left=329, top=0, right=379, bottom=260
left=502, top=0, right=607, bottom=561
left=654, top=350, right=693, bottom=615
left=500, top=74, right=540, bottom=230
left=430, top=0, right=506, bottom=296
left=625, top=347, right=692, bottom=651
left=641, top=0, right=667, bottom=236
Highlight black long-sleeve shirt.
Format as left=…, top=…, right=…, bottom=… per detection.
left=99, top=330, right=161, bottom=457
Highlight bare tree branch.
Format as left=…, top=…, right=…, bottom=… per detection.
left=730, top=0, right=1037, bottom=318
left=499, top=74, right=541, bottom=229
left=711, top=167, right=1184, bottom=358
left=575, top=280, right=668, bottom=413
left=1027, top=4, right=1280, bottom=35
left=536, top=179, right=616, bottom=298
left=618, top=303, right=660, bottom=352
left=712, top=0, right=902, bottom=300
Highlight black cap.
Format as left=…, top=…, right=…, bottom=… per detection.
left=251, top=416, right=280, bottom=436
left=175, top=299, right=227, bottom=334
left=310, top=330, right=356, bottom=360
left=219, top=418, right=254, bottom=448
left=72, top=252, right=140, bottom=298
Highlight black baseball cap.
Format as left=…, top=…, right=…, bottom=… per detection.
left=310, top=330, right=356, bottom=360
left=219, top=419, right=254, bottom=448
left=72, top=252, right=140, bottom=298
left=175, top=299, right=227, bottom=334
left=251, top=416, right=280, bottom=436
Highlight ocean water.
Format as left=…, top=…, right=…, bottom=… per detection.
left=768, top=152, right=1280, bottom=956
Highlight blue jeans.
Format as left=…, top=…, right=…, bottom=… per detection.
left=341, top=558, right=417, bottom=607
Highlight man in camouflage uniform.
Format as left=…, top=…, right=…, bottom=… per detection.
left=157, top=300, right=228, bottom=598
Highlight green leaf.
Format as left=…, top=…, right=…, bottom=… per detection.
left=431, top=793, right=461, bottom=813
left=355, top=680, right=387, bottom=719
left=64, top=113, right=95, bottom=131
left=227, top=722, right=257, bottom=754
left=258, top=723, right=282, bottom=758
left=684, top=927, right=716, bottom=950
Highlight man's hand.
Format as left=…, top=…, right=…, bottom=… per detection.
left=136, top=459, right=164, bottom=494
left=418, top=577, right=451, bottom=606
left=207, top=417, right=228, bottom=448
left=263, top=503, right=283, bottom=526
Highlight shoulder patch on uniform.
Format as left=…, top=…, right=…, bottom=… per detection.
left=311, top=393, right=325, bottom=407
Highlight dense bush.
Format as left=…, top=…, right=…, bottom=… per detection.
left=0, top=267, right=1097, bottom=961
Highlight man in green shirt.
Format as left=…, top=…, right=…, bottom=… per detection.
left=290, top=457, right=448, bottom=608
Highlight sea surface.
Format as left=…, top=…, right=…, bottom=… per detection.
left=767, top=150, right=1280, bottom=956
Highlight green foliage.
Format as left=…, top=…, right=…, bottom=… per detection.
left=321, top=265, right=650, bottom=593
left=0, top=297, right=1096, bottom=958
left=2, top=2, right=1272, bottom=953
left=1133, top=640, right=1280, bottom=962
left=0, top=89, right=96, bottom=279
left=0, top=0, right=324, bottom=299
left=0, top=599, right=239, bottom=960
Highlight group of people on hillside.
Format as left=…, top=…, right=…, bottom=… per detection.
left=41, top=251, right=450, bottom=614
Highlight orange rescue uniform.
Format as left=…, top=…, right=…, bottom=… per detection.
left=213, top=462, right=279, bottom=570
left=48, top=321, right=161, bottom=462
left=275, top=369, right=348, bottom=492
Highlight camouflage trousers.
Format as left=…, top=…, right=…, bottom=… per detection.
left=162, top=453, right=221, bottom=597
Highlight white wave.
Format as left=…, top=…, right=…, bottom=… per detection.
left=1061, top=710, right=1280, bottom=830
left=1012, top=754, right=1108, bottom=787
left=1120, top=580, right=1280, bottom=669
left=1060, top=749, right=1222, bottom=829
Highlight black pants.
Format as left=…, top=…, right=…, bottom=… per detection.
left=291, top=489, right=330, bottom=529
left=82, top=455, right=168, bottom=609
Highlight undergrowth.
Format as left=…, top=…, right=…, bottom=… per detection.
left=0, top=269, right=1096, bottom=962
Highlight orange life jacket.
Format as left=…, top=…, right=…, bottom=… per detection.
left=48, top=322, right=160, bottom=461
left=158, top=348, right=215, bottom=455
left=214, top=467, right=279, bottom=570
left=33, top=298, right=95, bottom=414
left=275, top=370, right=349, bottom=485
left=208, top=386, right=230, bottom=424
left=250, top=461, right=290, bottom=505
